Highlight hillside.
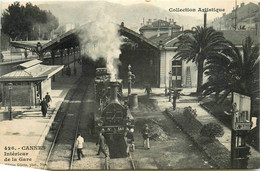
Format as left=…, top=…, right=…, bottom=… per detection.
left=38, top=1, right=203, bottom=32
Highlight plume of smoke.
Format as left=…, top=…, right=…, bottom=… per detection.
left=79, top=12, right=123, bottom=81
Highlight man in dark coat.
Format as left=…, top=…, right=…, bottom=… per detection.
left=145, top=86, right=152, bottom=96
left=44, top=92, right=52, bottom=108
left=40, top=98, right=48, bottom=117
left=96, top=129, right=108, bottom=157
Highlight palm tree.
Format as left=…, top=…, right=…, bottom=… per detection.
left=202, top=36, right=259, bottom=103
left=173, top=26, right=229, bottom=95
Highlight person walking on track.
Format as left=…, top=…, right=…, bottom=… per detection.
left=142, top=124, right=150, bottom=149
left=76, top=133, right=85, bottom=160
left=40, top=98, right=48, bottom=117
left=96, top=129, right=108, bottom=158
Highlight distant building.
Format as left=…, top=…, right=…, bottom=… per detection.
left=139, top=19, right=182, bottom=38
left=210, top=2, right=260, bottom=31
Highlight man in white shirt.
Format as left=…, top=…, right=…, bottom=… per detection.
left=76, top=133, right=84, bottom=160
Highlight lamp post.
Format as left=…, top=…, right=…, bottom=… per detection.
left=127, top=64, right=135, bottom=96
left=8, top=83, right=13, bottom=120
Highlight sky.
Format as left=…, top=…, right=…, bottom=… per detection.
left=1, top=0, right=259, bottom=20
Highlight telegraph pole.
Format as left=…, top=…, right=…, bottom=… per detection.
left=233, top=0, right=237, bottom=30
left=204, top=12, right=207, bottom=28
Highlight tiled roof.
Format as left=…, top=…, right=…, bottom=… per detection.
left=148, top=32, right=183, bottom=47
left=140, top=25, right=181, bottom=30
left=24, top=64, right=53, bottom=77
left=140, top=19, right=181, bottom=31
left=18, top=59, right=42, bottom=69
left=152, top=19, right=170, bottom=27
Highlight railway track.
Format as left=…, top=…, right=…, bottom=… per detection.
left=104, top=152, right=136, bottom=170
left=42, top=77, right=90, bottom=170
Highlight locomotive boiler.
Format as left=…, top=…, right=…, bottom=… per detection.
left=94, top=68, right=134, bottom=158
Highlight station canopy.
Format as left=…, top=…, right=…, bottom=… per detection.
left=10, top=23, right=159, bottom=53
left=0, top=59, right=63, bottom=82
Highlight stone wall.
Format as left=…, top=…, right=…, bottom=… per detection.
left=2, top=82, right=34, bottom=106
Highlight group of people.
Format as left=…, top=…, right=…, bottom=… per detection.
left=75, top=129, right=108, bottom=160
left=75, top=123, right=151, bottom=160
left=38, top=92, right=52, bottom=117
left=125, top=123, right=150, bottom=155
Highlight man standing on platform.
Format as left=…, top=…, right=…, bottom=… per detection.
left=40, top=98, right=48, bottom=117
left=172, top=90, right=177, bottom=110
left=145, top=86, right=152, bottom=97
left=45, top=92, right=52, bottom=108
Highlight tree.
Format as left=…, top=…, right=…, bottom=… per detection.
left=2, top=2, right=26, bottom=40
left=2, top=2, right=58, bottom=41
left=173, top=26, right=229, bottom=95
left=202, top=36, right=259, bottom=103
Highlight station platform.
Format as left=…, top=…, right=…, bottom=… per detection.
left=0, top=63, right=82, bottom=167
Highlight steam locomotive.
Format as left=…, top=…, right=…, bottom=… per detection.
left=94, top=68, right=134, bottom=158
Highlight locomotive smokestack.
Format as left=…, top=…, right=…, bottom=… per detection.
left=110, top=81, right=119, bottom=102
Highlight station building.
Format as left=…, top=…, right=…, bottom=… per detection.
left=0, top=59, right=63, bottom=107
left=139, top=18, right=260, bottom=89
left=139, top=19, right=195, bottom=88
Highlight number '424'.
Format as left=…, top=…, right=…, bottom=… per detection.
left=4, top=146, right=15, bottom=150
